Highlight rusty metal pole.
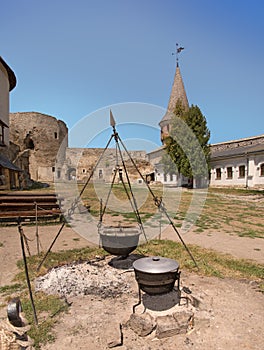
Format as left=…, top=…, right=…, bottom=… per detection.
left=35, top=202, right=40, bottom=255
left=17, top=220, right=38, bottom=325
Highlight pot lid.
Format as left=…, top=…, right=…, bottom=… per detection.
left=133, top=256, right=179, bottom=274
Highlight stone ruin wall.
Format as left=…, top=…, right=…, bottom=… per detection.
left=64, top=148, right=153, bottom=182
left=9, top=112, right=68, bottom=182
left=210, top=135, right=264, bottom=153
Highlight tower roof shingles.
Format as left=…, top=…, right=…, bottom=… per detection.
left=160, top=64, right=188, bottom=127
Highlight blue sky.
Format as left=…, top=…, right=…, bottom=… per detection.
left=1, top=0, right=263, bottom=149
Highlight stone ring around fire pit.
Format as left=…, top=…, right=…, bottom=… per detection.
left=132, top=256, right=181, bottom=313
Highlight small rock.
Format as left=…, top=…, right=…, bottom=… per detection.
left=156, top=310, right=194, bottom=339
left=127, top=312, right=156, bottom=337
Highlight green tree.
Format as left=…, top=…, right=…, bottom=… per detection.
left=162, top=101, right=210, bottom=187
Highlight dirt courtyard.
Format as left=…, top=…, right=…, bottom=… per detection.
left=0, top=224, right=263, bottom=349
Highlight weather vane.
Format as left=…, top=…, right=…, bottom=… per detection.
left=172, top=43, right=184, bottom=66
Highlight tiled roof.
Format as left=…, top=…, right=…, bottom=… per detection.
left=210, top=143, right=264, bottom=159
left=0, top=154, right=21, bottom=171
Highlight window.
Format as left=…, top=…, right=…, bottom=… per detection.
left=28, top=139, right=34, bottom=149
left=52, top=166, right=55, bottom=172
left=82, top=169, right=86, bottom=173
left=0, top=120, right=8, bottom=146
left=260, top=164, right=264, bottom=177
left=227, top=167, right=233, bottom=179
left=216, top=168, right=221, bottom=180
left=239, top=165, right=245, bottom=178
left=54, top=132, right=58, bottom=139
left=0, top=125, right=4, bottom=145
left=99, top=169, right=103, bottom=179
left=24, top=133, right=34, bottom=149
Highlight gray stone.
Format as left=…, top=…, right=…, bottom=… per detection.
left=156, top=310, right=194, bottom=339
left=127, top=313, right=156, bottom=337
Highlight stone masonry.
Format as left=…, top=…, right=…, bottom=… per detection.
left=9, top=112, right=68, bottom=183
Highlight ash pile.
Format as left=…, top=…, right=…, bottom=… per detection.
left=35, top=257, right=131, bottom=298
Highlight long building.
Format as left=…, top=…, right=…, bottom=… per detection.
left=210, top=135, right=264, bottom=188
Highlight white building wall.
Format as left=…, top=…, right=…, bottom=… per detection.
left=252, top=156, right=264, bottom=187
left=210, top=154, right=264, bottom=188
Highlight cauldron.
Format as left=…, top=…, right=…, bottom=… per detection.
left=133, top=256, right=180, bottom=295
left=99, top=226, right=140, bottom=257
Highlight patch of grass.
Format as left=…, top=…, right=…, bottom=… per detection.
left=136, top=240, right=264, bottom=280
left=195, top=215, right=213, bottom=230
left=141, top=212, right=154, bottom=220
left=0, top=283, right=23, bottom=295
left=208, top=187, right=264, bottom=196
left=88, top=209, right=100, bottom=216
left=238, top=229, right=264, bottom=239
left=72, top=183, right=264, bottom=241
left=16, top=247, right=107, bottom=277
left=122, top=212, right=137, bottom=220
left=21, top=292, right=68, bottom=349
left=194, top=228, right=204, bottom=233
left=174, top=213, right=185, bottom=221
left=110, top=212, right=120, bottom=217
left=223, top=216, right=231, bottom=225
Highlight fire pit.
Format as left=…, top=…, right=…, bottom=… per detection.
left=99, top=226, right=141, bottom=257
left=132, top=256, right=181, bottom=312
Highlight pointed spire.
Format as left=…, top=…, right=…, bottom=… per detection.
left=167, top=64, right=189, bottom=113
left=159, top=58, right=189, bottom=141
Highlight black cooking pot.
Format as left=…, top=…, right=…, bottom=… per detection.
left=133, top=256, right=180, bottom=295
left=99, top=226, right=140, bottom=257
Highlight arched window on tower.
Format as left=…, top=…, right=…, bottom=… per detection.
left=24, top=133, right=35, bottom=150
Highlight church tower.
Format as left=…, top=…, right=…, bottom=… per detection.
left=159, top=47, right=189, bottom=142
